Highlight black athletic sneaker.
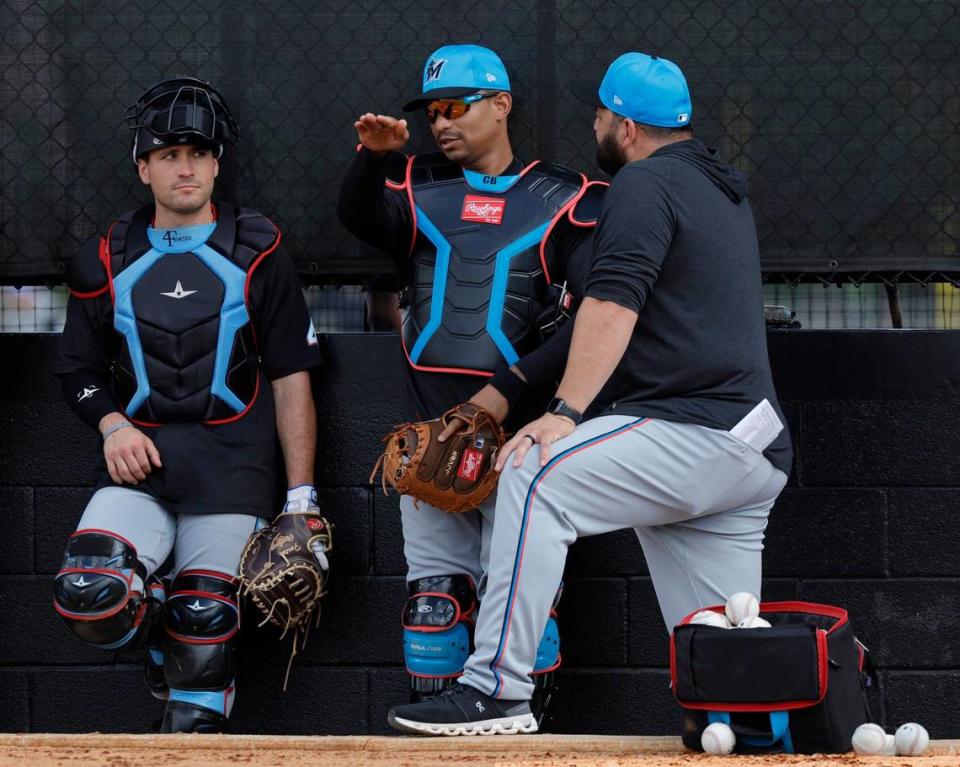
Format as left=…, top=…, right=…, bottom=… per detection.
left=387, top=684, right=537, bottom=736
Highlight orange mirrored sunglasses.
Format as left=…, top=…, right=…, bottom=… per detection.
left=425, top=92, right=497, bottom=123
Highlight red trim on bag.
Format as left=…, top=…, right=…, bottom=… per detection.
left=758, top=601, right=849, bottom=634
left=670, top=619, right=831, bottom=712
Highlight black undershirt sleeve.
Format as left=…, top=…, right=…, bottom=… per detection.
left=249, top=242, right=323, bottom=381
left=56, top=291, right=121, bottom=431
left=337, top=147, right=413, bottom=266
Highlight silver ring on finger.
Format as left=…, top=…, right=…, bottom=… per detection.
left=522, top=434, right=537, bottom=444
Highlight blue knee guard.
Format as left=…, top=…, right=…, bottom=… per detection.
left=533, top=614, right=561, bottom=674
left=53, top=530, right=162, bottom=650
left=402, top=574, right=476, bottom=699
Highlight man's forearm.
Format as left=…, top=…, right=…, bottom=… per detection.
left=554, top=297, right=637, bottom=413
left=271, top=371, right=317, bottom=488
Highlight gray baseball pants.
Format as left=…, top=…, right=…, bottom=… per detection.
left=460, top=415, right=788, bottom=702
left=76, top=486, right=267, bottom=584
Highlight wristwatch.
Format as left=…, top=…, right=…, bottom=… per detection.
left=547, top=397, right=583, bottom=425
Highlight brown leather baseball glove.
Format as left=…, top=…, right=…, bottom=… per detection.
left=238, top=494, right=332, bottom=687
left=371, top=402, right=505, bottom=513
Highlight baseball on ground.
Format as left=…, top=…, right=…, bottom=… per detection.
left=895, top=723, right=930, bottom=756
left=701, top=722, right=736, bottom=755
left=851, top=723, right=887, bottom=755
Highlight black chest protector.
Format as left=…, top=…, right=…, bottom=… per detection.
left=107, top=203, right=279, bottom=424
left=401, top=154, right=586, bottom=375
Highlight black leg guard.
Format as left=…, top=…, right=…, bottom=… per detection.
left=53, top=530, right=163, bottom=650
left=143, top=578, right=169, bottom=700
left=402, top=574, right=477, bottom=703
left=161, top=570, right=239, bottom=734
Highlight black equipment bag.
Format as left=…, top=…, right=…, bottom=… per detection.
left=670, top=601, right=873, bottom=754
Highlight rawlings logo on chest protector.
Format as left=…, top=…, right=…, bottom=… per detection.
left=461, top=195, right=505, bottom=224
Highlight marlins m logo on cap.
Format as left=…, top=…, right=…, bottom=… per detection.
left=426, top=58, right=446, bottom=83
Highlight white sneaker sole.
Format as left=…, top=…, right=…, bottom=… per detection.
left=389, top=712, right=538, bottom=737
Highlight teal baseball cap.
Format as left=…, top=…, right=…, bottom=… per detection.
left=402, top=44, right=511, bottom=112
left=571, top=52, right=692, bottom=128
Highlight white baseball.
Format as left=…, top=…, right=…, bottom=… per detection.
left=690, top=610, right=732, bottom=628
left=895, top=723, right=930, bottom=756
left=725, top=592, right=760, bottom=625
left=882, top=733, right=897, bottom=755
left=736, top=616, right=772, bottom=629
left=701, top=722, right=736, bottom=755
left=851, top=723, right=887, bottom=755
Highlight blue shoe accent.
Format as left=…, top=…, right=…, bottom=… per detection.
left=147, top=223, right=217, bottom=254
left=533, top=615, right=560, bottom=672
left=408, top=207, right=452, bottom=364
left=463, top=168, right=522, bottom=193
left=149, top=648, right=165, bottom=666
left=168, top=687, right=233, bottom=718
left=403, top=623, right=470, bottom=678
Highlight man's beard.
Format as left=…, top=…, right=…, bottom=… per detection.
left=596, top=130, right=627, bottom=176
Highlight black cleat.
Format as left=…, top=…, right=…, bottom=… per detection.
left=160, top=700, right=227, bottom=734
left=387, top=684, right=537, bottom=736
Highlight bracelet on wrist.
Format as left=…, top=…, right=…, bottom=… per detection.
left=102, top=420, right=133, bottom=440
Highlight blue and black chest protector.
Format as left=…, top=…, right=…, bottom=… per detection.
left=399, top=153, right=589, bottom=375
left=106, top=203, right=279, bottom=424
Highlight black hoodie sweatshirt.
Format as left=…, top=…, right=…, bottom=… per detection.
left=584, top=138, right=792, bottom=474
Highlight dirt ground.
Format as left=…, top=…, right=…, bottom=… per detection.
left=1, top=735, right=958, bottom=767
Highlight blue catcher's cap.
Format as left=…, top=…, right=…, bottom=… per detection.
left=402, top=44, right=511, bottom=112
left=571, top=52, right=692, bottom=128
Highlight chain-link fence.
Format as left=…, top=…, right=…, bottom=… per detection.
left=1, top=1, right=958, bottom=285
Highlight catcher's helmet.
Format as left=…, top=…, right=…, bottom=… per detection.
left=125, top=76, right=239, bottom=164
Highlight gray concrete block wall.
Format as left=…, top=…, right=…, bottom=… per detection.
left=1, top=331, right=958, bottom=736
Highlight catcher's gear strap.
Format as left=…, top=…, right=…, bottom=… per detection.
left=53, top=530, right=158, bottom=649
left=403, top=574, right=476, bottom=680
left=164, top=570, right=237, bottom=693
